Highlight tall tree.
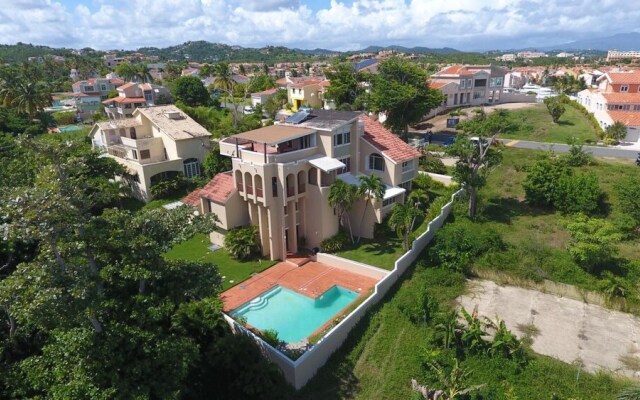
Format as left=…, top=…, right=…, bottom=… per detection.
left=173, top=76, right=210, bottom=107
left=324, top=63, right=361, bottom=107
left=447, top=109, right=515, bottom=218
left=115, top=62, right=136, bottom=82
left=356, top=174, right=386, bottom=243
left=388, top=201, right=423, bottom=251
left=368, top=57, right=443, bottom=141
left=544, top=97, right=565, bottom=123
left=328, top=179, right=359, bottom=243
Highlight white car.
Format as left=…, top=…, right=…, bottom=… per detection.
left=243, top=105, right=254, bottom=115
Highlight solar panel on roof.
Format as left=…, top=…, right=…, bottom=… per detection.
left=285, top=111, right=310, bottom=124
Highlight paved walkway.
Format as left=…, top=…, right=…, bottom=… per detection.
left=458, top=280, right=640, bottom=378
left=221, top=261, right=379, bottom=312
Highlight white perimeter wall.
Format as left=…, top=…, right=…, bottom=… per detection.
left=222, top=188, right=465, bottom=389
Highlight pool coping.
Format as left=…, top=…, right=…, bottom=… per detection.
left=229, top=284, right=371, bottom=347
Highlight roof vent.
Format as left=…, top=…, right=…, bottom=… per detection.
left=164, top=111, right=182, bottom=120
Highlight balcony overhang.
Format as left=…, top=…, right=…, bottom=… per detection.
left=231, top=124, right=315, bottom=146
left=308, top=156, right=345, bottom=173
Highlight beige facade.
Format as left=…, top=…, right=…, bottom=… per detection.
left=430, top=65, right=508, bottom=108
left=191, top=110, right=421, bottom=261
left=103, top=83, right=172, bottom=118
left=89, top=105, right=211, bottom=200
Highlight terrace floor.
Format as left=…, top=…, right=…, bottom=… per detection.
left=221, top=260, right=379, bottom=312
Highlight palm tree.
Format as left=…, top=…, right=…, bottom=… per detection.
left=328, top=180, right=358, bottom=243
left=12, top=80, right=51, bottom=119
left=356, top=173, right=385, bottom=243
left=388, top=202, right=423, bottom=251
left=435, top=310, right=461, bottom=350
left=136, top=64, right=152, bottom=83
left=605, top=121, right=628, bottom=143
left=407, top=188, right=429, bottom=231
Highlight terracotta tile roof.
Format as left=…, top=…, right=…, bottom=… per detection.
left=118, top=82, right=135, bottom=90
left=182, top=188, right=202, bottom=207
left=252, top=88, right=278, bottom=96
left=275, top=77, right=289, bottom=86
left=607, top=71, right=640, bottom=84
left=434, top=65, right=474, bottom=76
left=110, top=78, right=125, bottom=86
left=140, top=83, right=152, bottom=91
left=359, top=114, right=421, bottom=164
left=290, top=79, right=323, bottom=89
left=183, top=172, right=236, bottom=206
left=607, top=111, right=640, bottom=127
left=602, top=93, right=640, bottom=103
left=102, top=96, right=146, bottom=104
left=319, top=80, right=331, bottom=87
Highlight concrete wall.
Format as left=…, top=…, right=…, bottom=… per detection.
left=500, top=93, right=537, bottom=103
left=315, top=253, right=389, bottom=280
left=222, top=188, right=464, bottom=389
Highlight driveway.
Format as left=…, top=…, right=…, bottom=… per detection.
left=458, top=280, right=640, bottom=378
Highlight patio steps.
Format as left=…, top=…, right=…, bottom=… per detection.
left=286, top=254, right=311, bottom=267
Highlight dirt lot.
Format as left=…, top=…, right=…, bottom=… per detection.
left=458, top=280, right=640, bottom=378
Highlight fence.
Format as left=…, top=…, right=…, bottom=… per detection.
left=222, top=188, right=465, bottom=389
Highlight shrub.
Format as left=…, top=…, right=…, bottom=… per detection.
left=523, top=156, right=569, bottom=208
left=544, top=97, right=565, bottom=123
left=425, top=196, right=450, bottom=223
left=429, top=222, right=505, bottom=272
left=260, top=329, right=283, bottom=349
left=566, top=214, right=622, bottom=272
left=52, top=111, right=76, bottom=125
left=374, top=214, right=394, bottom=238
left=562, top=140, right=593, bottom=167
left=224, top=226, right=261, bottom=260
left=320, top=230, right=350, bottom=253
left=604, top=122, right=627, bottom=143
left=615, top=178, right=640, bottom=232
left=523, top=156, right=603, bottom=214
left=398, top=287, right=439, bottom=324
left=420, top=154, right=448, bottom=174
left=412, top=173, right=435, bottom=191
left=554, top=172, right=602, bottom=215
left=149, top=173, right=189, bottom=199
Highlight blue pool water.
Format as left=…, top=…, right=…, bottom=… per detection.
left=59, top=125, right=83, bottom=132
left=232, top=285, right=359, bottom=343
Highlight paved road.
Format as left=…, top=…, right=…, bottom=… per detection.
left=410, top=129, right=639, bottom=160
left=499, top=139, right=639, bottom=159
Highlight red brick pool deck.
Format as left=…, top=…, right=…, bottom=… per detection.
left=221, top=260, right=379, bottom=312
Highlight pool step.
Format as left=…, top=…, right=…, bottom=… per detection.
left=285, top=256, right=310, bottom=267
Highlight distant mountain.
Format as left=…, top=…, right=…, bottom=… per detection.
left=539, top=32, right=640, bottom=51
left=0, top=43, right=82, bottom=63
left=356, top=45, right=461, bottom=54
left=293, top=48, right=338, bottom=55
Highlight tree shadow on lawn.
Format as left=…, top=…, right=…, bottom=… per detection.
left=479, top=196, right=555, bottom=225
left=361, top=238, right=403, bottom=256
left=557, top=120, right=575, bottom=126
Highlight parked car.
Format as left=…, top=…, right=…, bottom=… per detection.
left=243, top=105, right=254, bottom=115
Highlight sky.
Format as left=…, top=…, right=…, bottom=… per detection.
left=1, top=0, right=639, bottom=52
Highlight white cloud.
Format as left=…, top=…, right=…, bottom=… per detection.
left=0, top=0, right=638, bottom=51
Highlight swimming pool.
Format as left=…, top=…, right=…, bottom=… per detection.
left=58, top=125, right=83, bottom=132
left=231, top=285, right=359, bottom=343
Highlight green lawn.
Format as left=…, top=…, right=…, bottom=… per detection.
left=337, top=186, right=455, bottom=270
left=164, top=233, right=277, bottom=290
left=296, top=255, right=632, bottom=399
left=469, top=148, right=640, bottom=298
left=499, top=104, right=599, bottom=144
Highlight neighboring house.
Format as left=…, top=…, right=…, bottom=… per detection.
left=184, top=110, right=421, bottom=261
left=352, top=59, right=381, bottom=74
left=89, top=105, right=211, bottom=200
left=504, top=71, right=527, bottom=89
left=102, top=83, right=172, bottom=118
left=429, top=65, right=508, bottom=107
left=287, top=79, right=331, bottom=111
left=104, top=54, right=125, bottom=67
left=72, top=77, right=125, bottom=100
left=251, top=88, right=278, bottom=107
left=576, top=70, right=640, bottom=142
left=607, top=50, right=640, bottom=61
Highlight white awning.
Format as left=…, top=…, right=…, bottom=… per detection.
left=337, top=173, right=360, bottom=186
left=308, top=156, right=345, bottom=172
left=383, top=186, right=405, bottom=200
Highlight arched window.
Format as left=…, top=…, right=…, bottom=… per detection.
left=183, top=158, right=200, bottom=178
left=129, top=127, right=137, bottom=139
left=368, top=153, right=385, bottom=171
